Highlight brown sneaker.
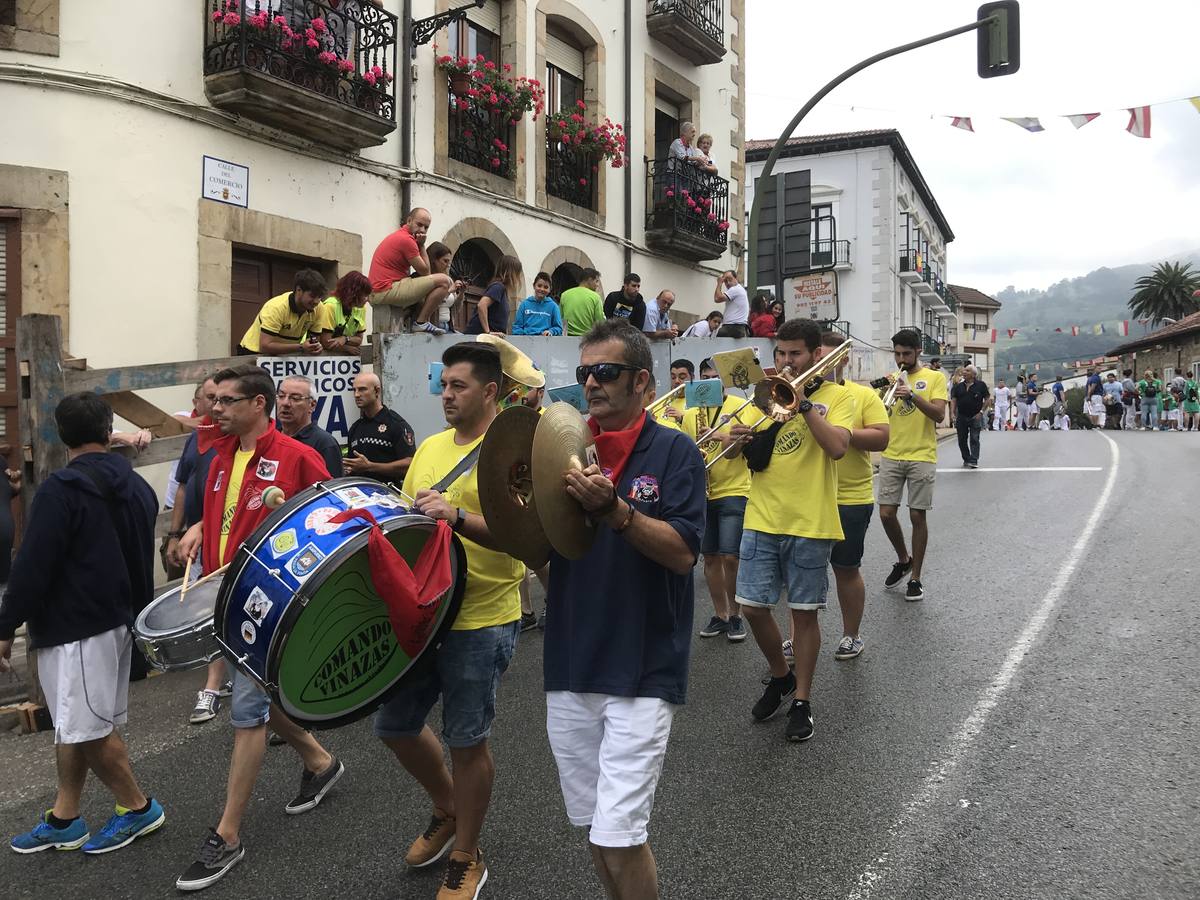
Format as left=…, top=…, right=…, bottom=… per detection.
left=405, top=808, right=456, bottom=868
left=437, top=849, right=488, bottom=900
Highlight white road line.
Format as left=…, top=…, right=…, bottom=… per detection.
left=935, top=466, right=1102, bottom=472
left=849, top=433, right=1120, bottom=900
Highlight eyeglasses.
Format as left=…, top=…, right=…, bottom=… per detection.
left=576, top=363, right=642, bottom=384
left=276, top=392, right=312, bottom=403
left=212, top=395, right=251, bottom=408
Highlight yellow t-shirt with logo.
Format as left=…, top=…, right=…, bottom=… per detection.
left=402, top=428, right=523, bottom=631
left=882, top=366, right=948, bottom=463
left=219, top=448, right=254, bottom=563
left=239, top=292, right=320, bottom=353
left=652, top=407, right=683, bottom=432
left=837, top=380, right=890, bottom=505
left=744, top=380, right=854, bottom=540
left=682, top=395, right=751, bottom=501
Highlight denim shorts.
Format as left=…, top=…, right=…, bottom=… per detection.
left=734, top=530, right=833, bottom=611
left=230, top=666, right=271, bottom=729
left=373, top=620, right=519, bottom=748
left=701, top=495, right=747, bottom=556
left=829, top=503, right=874, bottom=569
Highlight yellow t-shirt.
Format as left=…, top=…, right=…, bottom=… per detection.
left=239, top=292, right=320, bottom=353
left=743, top=380, right=854, bottom=540
left=836, top=380, right=890, bottom=505
left=402, top=428, right=523, bottom=631
left=219, top=448, right=254, bottom=563
left=882, top=366, right=948, bottom=464
left=652, top=408, right=683, bottom=431
left=682, top=395, right=751, bottom=501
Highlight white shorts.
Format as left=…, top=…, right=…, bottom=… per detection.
left=1088, top=397, right=1105, bottom=415
left=546, top=692, right=675, bottom=847
left=37, top=625, right=131, bottom=744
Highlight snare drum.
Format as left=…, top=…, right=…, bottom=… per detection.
left=213, top=477, right=466, bottom=730
left=134, top=577, right=222, bottom=672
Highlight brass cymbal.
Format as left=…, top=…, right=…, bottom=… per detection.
left=477, top=405, right=551, bottom=568
left=532, top=402, right=597, bottom=560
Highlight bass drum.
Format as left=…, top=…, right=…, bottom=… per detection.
left=213, top=477, right=466, bottom=730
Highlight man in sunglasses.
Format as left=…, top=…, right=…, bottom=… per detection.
left=543, top=321, right=706, bottom=900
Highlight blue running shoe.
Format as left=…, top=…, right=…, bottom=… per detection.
left=11, top=811, right=89, bottom=853
left=82, top=799, right=165, bottom=854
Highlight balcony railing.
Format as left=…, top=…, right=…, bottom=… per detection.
left=546, top=138, right=598, bottom=210
left=810, top=238, right=851, bottom=269
left=447, top=86, right=516, bottom=179
left=646, top=0, right=726, bottom=65
left=645, top=158, right=730, bottom=262
left=203, top=1, right=398, bottom=151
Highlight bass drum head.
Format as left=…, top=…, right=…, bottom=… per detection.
left=267, top=520, right=467, bottom=730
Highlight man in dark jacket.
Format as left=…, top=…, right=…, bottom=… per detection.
left=0, top=393, right=165, bottom=855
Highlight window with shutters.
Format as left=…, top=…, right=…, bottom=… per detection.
left=447, top=0, right=500, bottom=62
left=543, top=25, right=595, bottom=209
left=446, top=0, right=512, bottom=177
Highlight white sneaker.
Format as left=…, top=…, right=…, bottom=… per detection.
left=415, top=321, right=445, bottom=336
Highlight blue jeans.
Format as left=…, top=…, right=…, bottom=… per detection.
left=701, top=495, right=747, bottom=556
left=1142, top=400, right=1159, bottom=429
left=735, top=530, right=833, bottom=611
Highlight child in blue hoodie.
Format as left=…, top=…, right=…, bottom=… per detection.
left=511, top=271, right=564, bottom=336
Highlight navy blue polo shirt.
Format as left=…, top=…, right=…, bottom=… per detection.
left=543, top=417, right=706, bottom=705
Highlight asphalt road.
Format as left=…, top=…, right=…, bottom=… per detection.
left=2, top=430, right=1197, bottom=899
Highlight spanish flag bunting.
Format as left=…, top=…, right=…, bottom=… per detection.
left=1127, top=107, right=1151, bottom=138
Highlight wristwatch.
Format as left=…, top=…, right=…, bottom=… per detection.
left=451, top=508, right=465, bottom=533
left=798, top=399, right=814, bottom=414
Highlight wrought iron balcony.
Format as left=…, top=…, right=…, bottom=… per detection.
left=546, top=137, right=598, bottom=210
left=810, top=238, right=851, bottom=270
left=204, top=1, right=398, bottom=151
left=898, top=250, right=922, bottom=282
left=645, top=158, right=730, bottom=262
left=646, top=0, right=726, bottom=66
left=447, top=87, right=517, bottom=179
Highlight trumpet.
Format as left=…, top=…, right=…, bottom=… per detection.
left=704, top=340, right=853, bottom=470
left=878, top=370, right=912, bottom=409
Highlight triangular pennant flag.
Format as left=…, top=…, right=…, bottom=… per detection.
left=1093, top=323, right=1104, bottom=335
left=1071, top=326, right=1079, bottom=336
left=1118, top=320, right=1129, bottom=336
left=1126, top=107, right=1151, bottom=138
left=1035, top=363, right=1040, bottom=372
left=1190, top=98, right=1200, bottom=115
left=989, top=329, right=997, bottom=344
left=1007, top=329, right=1019, bottom=339
left=1007, top=363, right=1012, bottom=371
left=1054, top=327, right=1063, bottom=333
left=1002, top=117, right=1044, bottom=133
left=950, top=117, right=974, bottom=132
left=1066, top=113, right=1100, bottom=129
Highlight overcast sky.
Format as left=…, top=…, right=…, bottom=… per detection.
left=745, top=0, right=1200, bottom=296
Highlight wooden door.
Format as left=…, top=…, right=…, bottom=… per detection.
left=0, top=214, right=20, bottom=453
left=230, top=250, right=323, bottom=353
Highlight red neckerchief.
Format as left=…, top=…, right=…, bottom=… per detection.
left=588, top=411, right=645, bottom=485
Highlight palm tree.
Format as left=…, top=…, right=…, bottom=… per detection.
left=1128, top=261, right=1200, bottom=325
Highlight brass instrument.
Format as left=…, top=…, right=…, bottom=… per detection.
left=704, top=340, right=853, bottom=470
left=881, top=371, right=904, bottom=409
left=644, top=382, right=686, bottom=416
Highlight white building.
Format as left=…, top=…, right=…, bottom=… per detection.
left=0, top=0, right=746, bottom=444
left=745, top=129, right=956, bottom=380
left=945, top=283, right=1001, bottom=375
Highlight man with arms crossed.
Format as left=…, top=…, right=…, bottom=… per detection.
left=729, top=320, right=852, bottom=742
left=368, top=208, right=452, bottom=335
left=877, top=330, right=948, bottom=601
left=818, top=332, right=889, bottom=660
left=544, top=321, right=705, bottom=899
left=377, top=342, right=524, bottom=899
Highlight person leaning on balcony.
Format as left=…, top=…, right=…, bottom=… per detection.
left=367, top=208, right=452, bottom=336
left=316, top=271, right=371, bottom=356
left=713, top=271, right=751, bottom=337
left=604, top=273, right=647, bottom=329
left=668, top=122, right=701, bottom=169
left=560, top=268, right=606, bottom=337
left=681, top=311, right=723, bottom=338
left=693, top=133, right=718, bottom=174
left=237, top=268, right=325, bottom=356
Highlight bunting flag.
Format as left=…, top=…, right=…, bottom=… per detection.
left=1118, top=320, right=1130, bottom=336
left=1003, top=117, right=1044, bottom=132
left=1007, top=363, right=1013, bottom=371
left=1127, top=107, right=1151, bottom=138
left=950, top=117, right=974, bottom=132
left=990, top=329, right=997, bottom=344
left=1071, top=326, right=1080, bottom=336
left=1054, top=327, right=1063, bottom=333
left=1093, top=323, right=1105, bottom=335
left=1066, top=113, right=1101, bottom=129
left=1035, top=363, right=1041, bottom=371
left=1191, top=98, right=1200, bottom=115
left=1007, top=328, right=1019, bottom=339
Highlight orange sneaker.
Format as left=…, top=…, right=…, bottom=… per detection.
left=405, top=808, right=456, bottom=868
left=437, top=848, right=488, bottom=900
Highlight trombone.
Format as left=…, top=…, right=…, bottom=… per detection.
left=704, top=340, right=853, bottom=470
left=644, top=382, right=686, bottom=416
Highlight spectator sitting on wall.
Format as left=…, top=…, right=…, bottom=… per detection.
left=644, top=290, right=679, bottom=340
left=604, top=273, right=647, bottom=329
left=512, top=271, right=564, bottom=336
left=681, top=311, right=723, bottom=338
left=750, top=294, right=777, bottom=338
left=466, top=255, right=523, bottom=336
left=714, top=271, right=750, bottom=337
left=560, top=268, right=606, bottom=337
left=316, top=271, right=371, bottom=356
left=427, top=241, right=466, bottom=334
left=693, top=132, right=718, bottom=175
left=367, top=208, right=451, bottom=336
left=238, top=268, right=326, bottom=356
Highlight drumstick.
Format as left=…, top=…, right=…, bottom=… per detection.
left=179, top=563, right=230, bottom=602
left=178, top=558, right=194, bottom=604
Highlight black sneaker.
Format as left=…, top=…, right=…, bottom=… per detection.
left=905, top=579, right=924, bottom=602
left=752, top=671, right=796, bottom=722
left=284, top=757, right=344, bottom=814
left=885, top=560, right=912, bottom=588
left=537, top=609, right=547, bottom=630
left=176, top=829, right=245, bottom=892
left=785, top=699, right=815, bottom=742
left=726, top=615, right=747, bottom=643
left=698, top=616, right=728, bottom=638
left=519, top=612, right=538, bottom=632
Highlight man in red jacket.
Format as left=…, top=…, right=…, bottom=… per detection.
left=175, top=365, right=344, bottom=892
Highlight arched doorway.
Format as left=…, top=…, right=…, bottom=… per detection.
left=450, top=238, right=500, bottom=290
left=550, top=262, right=583, bottom=301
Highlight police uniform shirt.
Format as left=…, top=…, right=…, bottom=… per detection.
left=347, top=406, right=416, bottom=479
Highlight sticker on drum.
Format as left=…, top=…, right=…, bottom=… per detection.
left=373, top=495, right=403, bottom=510
left=304, top=507, right=341, bottom=536
left=241, top=620, right=257, bottom=643
left=244, top=588, right=273, bottom=625
left=288, top=543, right=325, bottom=581
left=270, top=528, right=299, bottom=558
left=335, top=486, right=369, bottom=505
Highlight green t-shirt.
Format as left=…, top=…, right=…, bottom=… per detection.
left=559, top=286, right=604, bottom=337
left=1137, top=379, right=1162, bottom=400
left=1185, top=380, right=1200, bottom=409
left=317, top=296, right=367, bottom=339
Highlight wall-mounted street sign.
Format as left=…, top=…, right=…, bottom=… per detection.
left=202, top=155, right=249, bottom=208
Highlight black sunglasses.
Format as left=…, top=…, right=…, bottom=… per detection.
left=576, top=363, right=642, bottom=384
